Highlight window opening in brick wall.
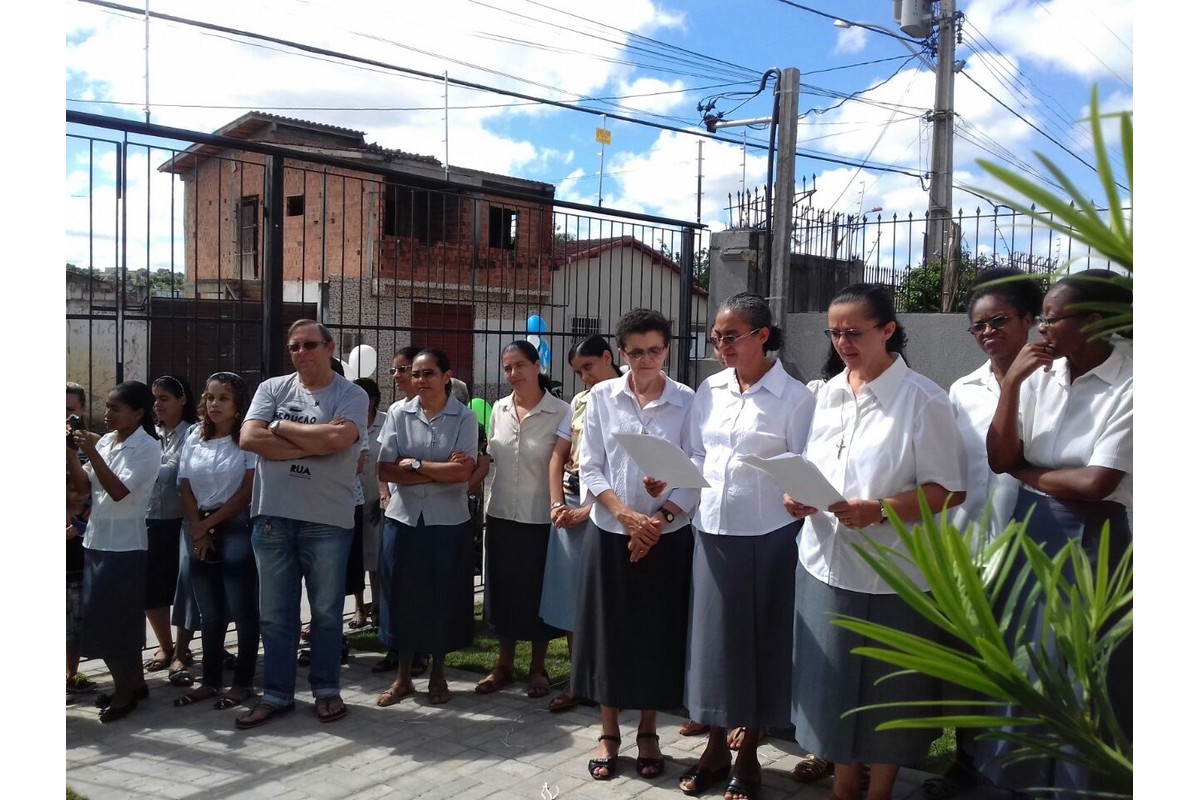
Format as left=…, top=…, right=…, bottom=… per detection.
left=488, top=205, right=518, bottom=250
left=571, top=316, right=601, bottom=338
left=235, top=195, right=260, bottom=279
left=286, top=195, right=304, bottom=216
left=383, top=184, right=449, bottom=245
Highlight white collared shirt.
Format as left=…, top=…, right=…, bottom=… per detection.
left=487, top=390, right=571, bottom=524
left=579, top=372, right=698, bottom=534
left=82, top=426, right=162, bottom=552
left=690, top=360, right=816, bottom=536
left=1017, top=345, right=1132, bottom=507
left=177, top=428, right=258, bottom=512
left=948, top=361, right=1021, bottom=545
left=798, top=355, right=967, bottom=594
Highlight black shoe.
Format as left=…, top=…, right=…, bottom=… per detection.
left=95, top=684, right=149, bottom=709
left=410, top=653, right=429, bottom=676
left=370, top=653, right=399, bottom=673
left=99, top=698, right=140, bottom=723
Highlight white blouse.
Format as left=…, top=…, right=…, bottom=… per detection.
left=948, top=361, right=1021, bottom=545
left=487, top=390, right=571, bottom=524
left=178, top=428, right=258, bottom=512
left=579, top=372, right=697, bottom=535
left=82, top=426, right=162, bottom=552
left=1017, top=345, right=1132, bottom=507
left=798, top=355, right=967, bottom=594
left=689, top=360, right=816, bottom=536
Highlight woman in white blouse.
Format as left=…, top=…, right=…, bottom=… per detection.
left=573, top=309, right=698, bottom=782
left=67, top=381, right=162, bottom=723
left=948, top=269, right=1043, bottom=547
left=477, top=340, right=571, bottom=699
left=786, top=284, right=966, bottom=800
left=985, top=269, right=1132, bottom=793
left=172, top=372, right=259, bottom=711
left=678, top=293, right=815, bottom=800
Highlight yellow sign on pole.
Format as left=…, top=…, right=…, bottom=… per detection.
left=595, top=127, right=611, bottom=145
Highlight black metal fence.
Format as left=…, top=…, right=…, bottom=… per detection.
left=66, top=112, right=710, bottom=426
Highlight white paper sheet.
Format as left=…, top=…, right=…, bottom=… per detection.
left=737, top=453, right=845, bottom=510
left=612, top=433, right=710, bottom=489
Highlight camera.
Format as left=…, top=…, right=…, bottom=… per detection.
left=66, top=415, right=85, bottom=449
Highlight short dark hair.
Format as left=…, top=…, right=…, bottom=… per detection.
left=718, top=292, right=784, bottom=352
left=354, top=377, right=381, bottom=406
left=967, top=267, right=1044, bottom=318
left=1051, top=269, right=1132, bottom=338
left=396, top=345, right=422, bottom=363
left=614, top=308, right=672, bottom=350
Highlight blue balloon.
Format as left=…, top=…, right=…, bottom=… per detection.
left=526, top=314, right=547, bottom=334
left=537, top=338, right=551, bottom=370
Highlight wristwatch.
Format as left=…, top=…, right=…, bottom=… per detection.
left=657, top=507, right=675, bottom=524
left=268, top=419, right=282, bottom=434
left=410, top=459, right=422, bottom=472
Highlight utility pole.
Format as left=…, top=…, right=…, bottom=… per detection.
left=696, top=139, right=703, bottom=223
left=926, top=0, right=957, bottom=266
left=770, top=68, right=799, bottom=329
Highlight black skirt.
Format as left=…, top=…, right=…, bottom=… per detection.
left=483, top=516, right=564, bottom=642
left=570, top=521, right=694, bottom=710
left=145, top=518, right=182, bottom=609
left=81, top=548, right=148, bottom=662
left=684, top=523, right=800, bottom=728
left=379, top=517, right=475, bottom=655
left=344, top=505, right=365, bottom=596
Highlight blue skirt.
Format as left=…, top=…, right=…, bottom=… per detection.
left=538, top=492, right=587, bottom=632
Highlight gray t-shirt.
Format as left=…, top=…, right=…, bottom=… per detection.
left=246, top=373, right=368, bottom=529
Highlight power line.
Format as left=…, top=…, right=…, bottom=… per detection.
left=77, top=0, right=930, bottom=181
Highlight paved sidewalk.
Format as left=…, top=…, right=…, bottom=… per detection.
left=67, top=642, right=1015, bottom=800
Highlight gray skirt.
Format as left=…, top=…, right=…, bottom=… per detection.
left=570, top=521, right=693, bottom=710
left=80, top=548, right=148, bottom=662
left=684, top=522, right=800, bottom=728
left=791, top=565, right=942, bottom=765
left=484, top=516, right=565, bottom=642
left=538, top=492, right=587, bottom=632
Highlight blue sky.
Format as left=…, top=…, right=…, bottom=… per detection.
left=63, top=0, right=1133, bottom=273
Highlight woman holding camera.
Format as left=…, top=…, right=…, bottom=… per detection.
left=67, top=381, right=162, bottom=723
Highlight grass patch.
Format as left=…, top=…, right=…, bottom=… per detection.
left=347, top=604, right=571, bottom=685
left=67, top=788, right=86, bottom=800
left=918, top=727, right=958, bottom=774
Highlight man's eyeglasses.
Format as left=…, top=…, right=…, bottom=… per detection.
left=287, top=340, right=328, bottom=353
left=967, top=315, right=1015, bottom=335
left=388, top=365, right=411, bottom=375
left=624, top=346, right=667, bottom=361
left=708, top=328, right=761, bottom=348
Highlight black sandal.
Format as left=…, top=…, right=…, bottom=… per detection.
left=588, top=734, right=621, bottom=780
left=635, top=731, right=664, bottom=778
left=214, top=687, right=254, bottom=710
left=173, top=687, right=218, bottom=708
left=679, top=761, right=731, bottom=796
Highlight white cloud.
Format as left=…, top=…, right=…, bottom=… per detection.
left=834, top=27, right=868, bottom=56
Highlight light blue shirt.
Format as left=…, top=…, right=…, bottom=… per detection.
left=378, top=395, right=478, bottom=527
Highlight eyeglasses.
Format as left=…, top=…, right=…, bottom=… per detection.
left=287, top=340, right=328, bottom=353
left=1036, top=313, right=1087, bottom=326
left=410, top=369, right=440, bottom=380
left=623, top=346, right=667, bottom=361
left=823, top=328, right=873, bottom=342
left=708, top=328, right=761, bottom=348
left=388, top=365, right=410, bottom=375
left=967, top=315, right=1015, bottom=335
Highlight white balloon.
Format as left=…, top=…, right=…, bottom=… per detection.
left=349, top=344, right=378, bottom=379
left=340, top=359, right=357, bottom=380
left=526, top=334, right=541, bottom=348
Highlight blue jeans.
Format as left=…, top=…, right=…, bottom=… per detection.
left=252, top=516, right=352, bottom=707
left=191, top=515, right=259, bottom=690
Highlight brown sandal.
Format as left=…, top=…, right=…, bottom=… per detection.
left=377, top=683, right=415, bottom=707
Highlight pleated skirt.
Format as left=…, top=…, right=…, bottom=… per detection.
left=378, top=517, right=475, bottom=655
left=684, top=522, right=800, bottom=728
left=80, top=548, right=147, bottom=661
left=571, top=521, right=694, bottom=710
left=791, top=565, right=942, bottom=765
left=538, top=492, right=587, bottom=632
left=484, top=516, right=564, bottom=642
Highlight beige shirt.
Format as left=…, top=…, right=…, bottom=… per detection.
left=487, top=389, right=571, bottom=524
